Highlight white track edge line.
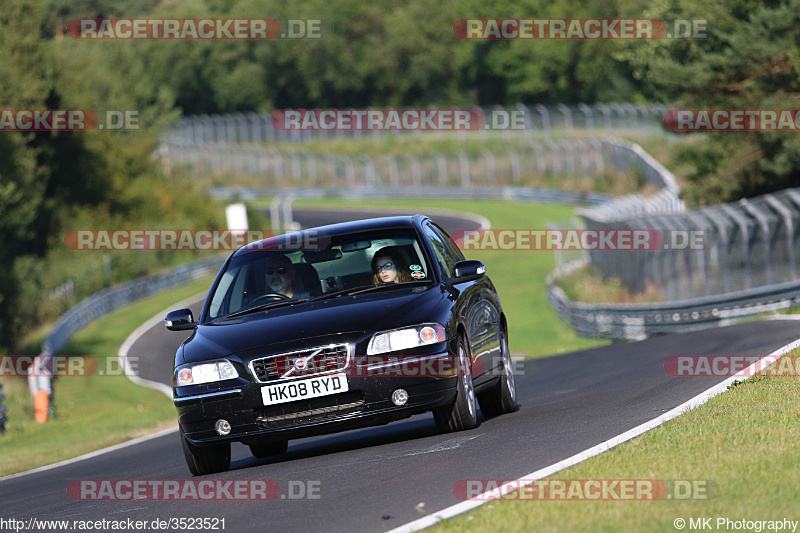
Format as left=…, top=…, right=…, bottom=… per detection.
left=388, top=336, right=800, bottom=533
left=0, top=292, right=209, bottom=483
left=118, top=291, right=209, bottom=399
left=0, top=426, right=178, bottom=483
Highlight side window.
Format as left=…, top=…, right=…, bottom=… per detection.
left=208, top=262, right=250, bottom=318
left=425, top=224, right=457, bottom=279
left=432, top=223, right=466, bottom=262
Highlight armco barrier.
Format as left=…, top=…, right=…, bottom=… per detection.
left=207, top=185, right=611, bottom=207
left=40, top=256, right=224, bottom=357
left=26, top=256, right=225, bottom=416
left=547, top=264, right=800, bottom=339
left=579, top=188, right=800, bottom=302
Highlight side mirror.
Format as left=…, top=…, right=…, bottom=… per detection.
left=165, top=309, right=197, bottom=331
left=453, top=260, right=486, bottom=282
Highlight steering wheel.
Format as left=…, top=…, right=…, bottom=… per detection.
left=249, top=293, right=292, bottom=305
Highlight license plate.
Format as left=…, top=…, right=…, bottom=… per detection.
left=261, top=373, right=349, bottom=406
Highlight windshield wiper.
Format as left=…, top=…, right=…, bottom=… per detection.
left=221, top=298, right=310, bottom=319
left=309, top=280, right=434, bottom=302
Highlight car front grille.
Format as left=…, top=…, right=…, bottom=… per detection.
left=253, top=391, right=365, bottom=428
left=250, top=343, right=350, bottom=383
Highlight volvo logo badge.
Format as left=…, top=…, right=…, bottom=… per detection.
left=293, top=356, right=308, bottom=371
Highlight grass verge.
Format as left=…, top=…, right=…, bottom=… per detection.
left=0, top=276, right=213, bottom=477
left=554, top=263, right=664, bottom=304
left=432, top=347, right=800, bottom=532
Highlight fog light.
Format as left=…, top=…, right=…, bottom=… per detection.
left=214, top=419, right=231, bottom=435
left=391, top=389, right=408, bottom=406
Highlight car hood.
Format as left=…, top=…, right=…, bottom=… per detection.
left=181, top=285, right=446, bottom=363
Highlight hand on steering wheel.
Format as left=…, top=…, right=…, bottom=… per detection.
left=249, top=293, right=292, bottom=305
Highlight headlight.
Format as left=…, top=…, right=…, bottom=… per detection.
left=367, top=323, right=446, bottom=355
left=174, top=360, right=238, bottom=386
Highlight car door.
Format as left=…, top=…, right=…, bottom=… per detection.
left=424, top=222, right=501, bottom=383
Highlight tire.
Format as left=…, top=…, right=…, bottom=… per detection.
left=180, top=427, right=231, bottom=476
left=477, top=326, right=517, bottom=417
left=249, top=439, right=288, bottom=458
left=433, top=335, right=478, bottom=433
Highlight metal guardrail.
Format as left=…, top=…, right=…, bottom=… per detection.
left=27, top=256, right=225, bottom=406
left=550, top=186, right=800, bottom=339
left=580, top=188, right=800, bottom=301
left=547, top=261, right=800, bottom=339
left=208, top=185, right=612, bottom=207
left=41, top=256, right=223, bottom=357
left=576, top=137, right=683, bottom=222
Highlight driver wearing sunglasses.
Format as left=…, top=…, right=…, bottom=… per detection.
left=265, top=255, right=308, bottom=299
left=371, top=247, right=413, bottom=285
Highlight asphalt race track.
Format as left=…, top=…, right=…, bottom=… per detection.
left=3, top=209, right=799, bottom=532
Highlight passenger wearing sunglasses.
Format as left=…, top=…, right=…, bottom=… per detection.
left=265, top=255, right=309, bottom=299
left=371, top=247, right=413, bottom=285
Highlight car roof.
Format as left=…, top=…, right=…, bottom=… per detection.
left=232, top=214, right=429, bottom=257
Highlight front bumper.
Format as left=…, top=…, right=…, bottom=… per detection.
left=175, top=352, right=458, bottom=445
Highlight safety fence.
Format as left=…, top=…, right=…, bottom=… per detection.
left=165, top=103, right=667, bottom=146
left=548, top=265, right=800, bottom=340
left=161, top=135, right=675, bottom=191
left=548, top=184, right=800, bottom=338
left=40, top=257, right=223, bottom=358
left=580, top=187, right=800, bottom=302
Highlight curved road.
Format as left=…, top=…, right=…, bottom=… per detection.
left=2, top=209, right=799, bottom=532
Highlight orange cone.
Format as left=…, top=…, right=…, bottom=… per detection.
left=34, top=390, right=49, bottom=423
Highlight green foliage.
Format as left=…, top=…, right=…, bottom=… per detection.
left=133, top=0, right=650, bottom=113
left=621, top=0, right=800, bottom=203
left=0, top=0, right=223, bottom=352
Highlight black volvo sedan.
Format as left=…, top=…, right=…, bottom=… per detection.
left=165, top=215, right=516, bottom=475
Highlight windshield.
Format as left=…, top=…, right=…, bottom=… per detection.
left=206, top=228, right=432, bottom=320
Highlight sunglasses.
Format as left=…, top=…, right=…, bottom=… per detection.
left=266, top=266, right=292, bottom=275
left=375, top=262, right=395, bottom=273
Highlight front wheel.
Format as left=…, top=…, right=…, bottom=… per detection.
left=180, top=428, right=231, bottom=476
left=477, top=326, right=517, bottom=417
left=433, top=335, right=478, bottom=433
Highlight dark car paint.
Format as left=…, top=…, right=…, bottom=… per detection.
left=171, top=215, right=506, bottom=446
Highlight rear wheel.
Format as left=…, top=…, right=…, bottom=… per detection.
left=249, top=439, right=288, bottom=458
left=180, top=427, right=231, bottom=476
left=433, top=335, right=478, bottom=433
left=477, top=327, right=517, bottom=417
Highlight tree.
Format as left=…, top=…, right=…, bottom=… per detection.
left=620, top=0, right=800, bottom=204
